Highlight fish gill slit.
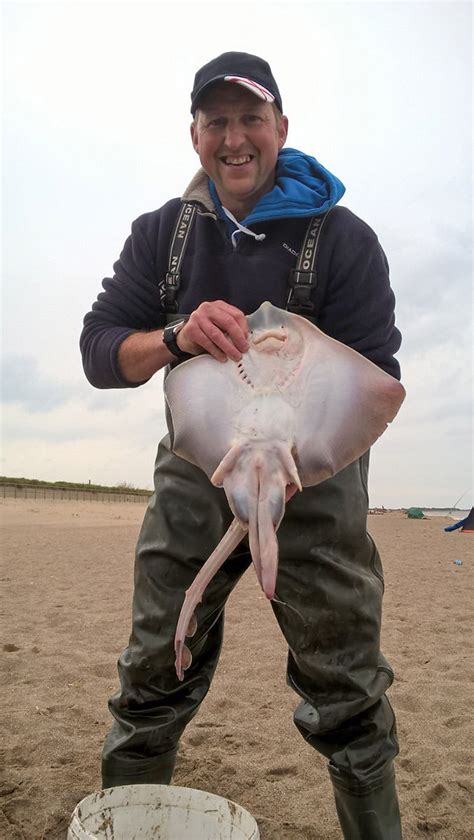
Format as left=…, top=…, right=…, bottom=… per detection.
left=238, top=365, right=255, bottom=388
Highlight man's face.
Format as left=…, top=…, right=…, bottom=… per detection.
left=191, top=83, right=288, bottom=218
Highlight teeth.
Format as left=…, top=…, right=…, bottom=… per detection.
left=224, top=155, right=252, bottom=166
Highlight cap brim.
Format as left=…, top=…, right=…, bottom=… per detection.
left=192, top=74, right=276, bottom=113
left=223, top=75, right=275, bottom=102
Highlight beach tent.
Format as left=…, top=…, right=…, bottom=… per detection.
left=407, top=507, right=424, bottom=519
left=444, top=507, right=474, bottom=534
left=462, top=508, right=474, bottom=532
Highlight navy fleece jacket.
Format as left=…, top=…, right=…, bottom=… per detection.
left=81, top=149, right=401, bottom=387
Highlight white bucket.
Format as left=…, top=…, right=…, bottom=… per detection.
left=68, top=783, right=260, bottom=839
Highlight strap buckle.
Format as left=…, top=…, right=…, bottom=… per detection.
left=287, top=269, right=315, bottom=313
left=164, top=272, right=180, bottom=312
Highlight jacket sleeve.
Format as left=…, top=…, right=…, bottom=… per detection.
left=80, top=203, right=177, bottom=389
left=318, top=208, right=402, bottom=380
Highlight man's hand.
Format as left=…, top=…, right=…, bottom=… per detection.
left=177, top=300, right=249, bottom=362
left=117, top=300, right=248, bottom=384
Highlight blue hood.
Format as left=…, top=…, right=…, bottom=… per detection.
left=210, top=147, right=345, bottom=228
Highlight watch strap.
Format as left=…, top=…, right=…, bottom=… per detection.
left=163, top=318, right=192, bottom=361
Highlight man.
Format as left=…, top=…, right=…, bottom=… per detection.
left=81, top=52, right=403, bottom=839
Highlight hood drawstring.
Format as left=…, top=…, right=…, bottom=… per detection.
left=222, top=206, right=266, bottom=249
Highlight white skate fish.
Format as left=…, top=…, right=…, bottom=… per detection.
left=164, top=302, right=405, bottom=680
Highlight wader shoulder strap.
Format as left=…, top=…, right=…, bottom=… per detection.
left=286, top=211, right=331, bottom=319
left=160, top=203, right=331, bottom=319
left=159, top=202, right=197, bottom=313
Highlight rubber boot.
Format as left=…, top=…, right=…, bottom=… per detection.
left=101, top=745, right=178, bottom=789
left=329, top=761, right=402, bottom=839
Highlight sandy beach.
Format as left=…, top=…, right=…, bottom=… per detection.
left=1, top=498, right=472, bottom=839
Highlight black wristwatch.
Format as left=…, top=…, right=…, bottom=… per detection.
left=162, top=318, right=191, bottom=361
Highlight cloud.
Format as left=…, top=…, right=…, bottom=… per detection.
left=1, top=374, right=168, bottom=489
left=1, top=355, right=76, bottom=412
left=2, top=364, right=167, bottom=441
left=2, top=2, right=472, bottom=507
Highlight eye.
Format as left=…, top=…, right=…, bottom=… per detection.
left=208, top=117, right=225, bottom=128
left=243, top=114, right=262, bottom=126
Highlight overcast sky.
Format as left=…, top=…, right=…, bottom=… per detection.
left=2, top=0, right=472, bottom=508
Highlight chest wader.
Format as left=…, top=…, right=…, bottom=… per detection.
left=102, top=206, right=402, bottom=838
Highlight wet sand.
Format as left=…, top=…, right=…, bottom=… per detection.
left=1, top=499, right=472, bottom=839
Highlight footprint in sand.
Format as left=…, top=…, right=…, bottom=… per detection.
left=416, top=817, right=446, bottom=832
left=265, top=764, right=298, bottom=778
left=425, top=782, right=447, bottom=803
left=89, top=662, right=114, bottom=679
left=215, top=697, right=233, bottom=711
left=443, top=715, right=470, bottom=729
left=185, top=732, right=207, bottom=747
left=398, top=757, right=413, bottom=771
left=456, top=778, right=473, bottom=794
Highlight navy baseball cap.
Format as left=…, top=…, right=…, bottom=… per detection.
left=191, top=51, right=283, bottom=116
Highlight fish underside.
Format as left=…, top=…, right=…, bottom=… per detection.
left=164, top=302, right=405, bottom=680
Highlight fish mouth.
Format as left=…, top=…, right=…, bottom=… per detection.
left=252, top=327, right=288, bottom=345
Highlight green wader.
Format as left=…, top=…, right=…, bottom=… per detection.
left=102, top=436, right=401, bottom=838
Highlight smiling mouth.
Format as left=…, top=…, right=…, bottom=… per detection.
left=221, top=155, right=254, bottom=166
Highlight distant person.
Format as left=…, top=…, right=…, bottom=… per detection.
left=81, top=52, right=403, bottom=838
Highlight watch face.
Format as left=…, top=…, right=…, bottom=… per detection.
left=165, top=321, right=181, bottom=337
left=164, top=319, right=188, bottom=359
